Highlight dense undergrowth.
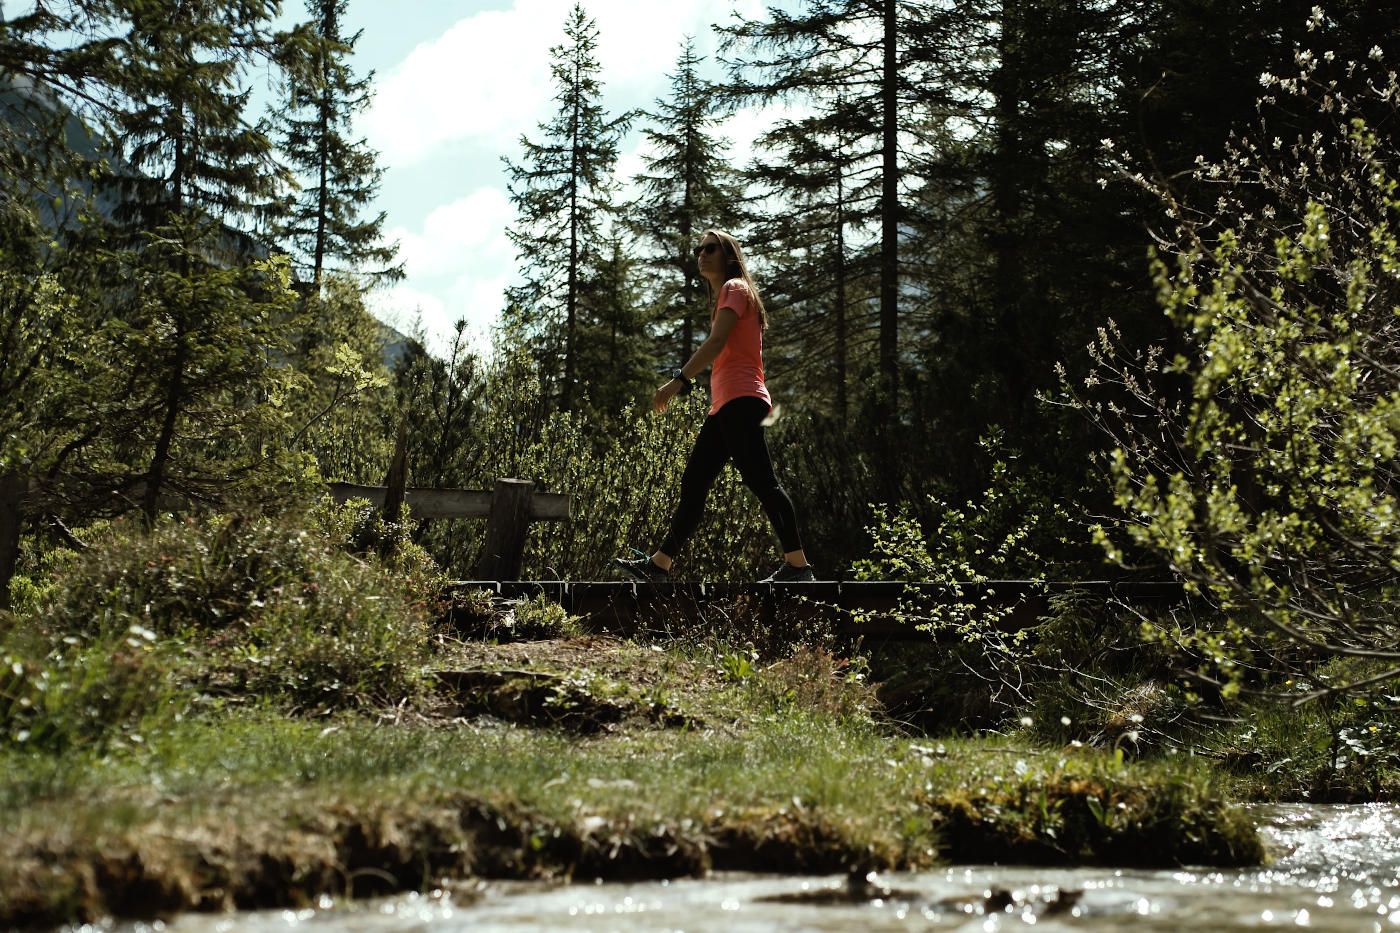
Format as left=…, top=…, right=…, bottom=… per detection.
left=1, top=501, right=444, bottom=752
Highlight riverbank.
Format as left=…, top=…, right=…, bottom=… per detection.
left=1, top=633, right=1262, bottom=928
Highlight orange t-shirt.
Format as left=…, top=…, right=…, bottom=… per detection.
left=709, top=278, right=771, bottom=415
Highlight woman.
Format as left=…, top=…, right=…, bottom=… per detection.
left=615, top=229, right=814, bottom=583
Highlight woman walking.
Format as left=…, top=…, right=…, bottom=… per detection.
left=615, top=229, right=814, bottom=583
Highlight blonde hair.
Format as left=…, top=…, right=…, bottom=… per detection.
left=700, top=229, right=768, bottom=331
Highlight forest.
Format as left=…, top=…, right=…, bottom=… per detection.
left=2, top=0, right=1400, bottom=925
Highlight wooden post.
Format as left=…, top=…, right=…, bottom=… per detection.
left=474, top=478, right=535, bottom=581
left=0, top=471, right=23, bottom=610
left=382, top=417, right=410, bottom=527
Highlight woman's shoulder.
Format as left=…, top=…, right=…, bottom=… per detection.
left=721, top=277, right=751, bottom=298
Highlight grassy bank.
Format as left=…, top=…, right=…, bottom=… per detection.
left=1, top=633, right=1262, bottom=927
left=0, top=510, right=1263, bottom=927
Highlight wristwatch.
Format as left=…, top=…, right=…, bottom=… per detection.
left=672, top=370, right=691, bottom=395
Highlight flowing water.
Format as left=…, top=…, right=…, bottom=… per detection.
left=108, top=804, right=1400, bottom=932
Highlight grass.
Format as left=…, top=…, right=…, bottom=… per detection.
left=0, top=513, right=1269, bottom=927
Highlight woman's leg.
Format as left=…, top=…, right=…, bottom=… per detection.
left=717, top=397, right=805, bottom=559
left=656, top=413, right=729, bottom=562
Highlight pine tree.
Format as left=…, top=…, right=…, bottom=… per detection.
left=576, top=233, right=654, bottom=420
left=111, top=0, right=286, bottom=230
left=745, top=95, right=880, bottom=424
left=103, top=0, right=303, bottom=519
left=271, top=0, right=400, bottom=290
left=630, top=38, right=743, bottom=371
left=503, top=2, right=630, bottom=411
left=721, top=0, right=958, bottom=488
left=95, top=219, right=305, bottom=519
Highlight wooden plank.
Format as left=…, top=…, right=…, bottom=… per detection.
left=443, top=580, right=1189, bottom=640
left=325, top=482, right=571, bottom=521
left=381, top=418, right=410, bottom=527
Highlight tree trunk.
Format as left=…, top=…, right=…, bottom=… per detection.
left=563, top=57, right=582, bottom=411
left=834, top=142, right=849, bottom=424
left=143, top=325, right=189, bottom=522
left=878, top=0, right=900, bottom=410
left=989, top=0, right=1031, bottom=433
left=0, top=470, right=23, bottom=610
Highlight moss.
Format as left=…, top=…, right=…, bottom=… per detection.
left=926, top=775, right=1261, bottom=867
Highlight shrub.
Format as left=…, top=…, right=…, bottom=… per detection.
left=1070, top=41, right=1400, bottom=700
left=0, top=615, right=184, bottom=753
left=0, top=507, right=441, bottom=750
left=410, top=354, right=782, bottom=582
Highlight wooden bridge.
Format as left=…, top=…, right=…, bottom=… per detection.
left=446, top=579, right=1187, bottom=640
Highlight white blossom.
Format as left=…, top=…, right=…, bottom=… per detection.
left=1370, top=45, right=1384, bottom=61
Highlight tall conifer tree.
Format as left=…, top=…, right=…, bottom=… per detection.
left=503, top=2, right=629, bottom=411
left=271, top=0, right=400, bottom=289
left=112, top=0, right=285, bottom=228
left=576, top=233, right=654, bottom=419
left=746, top=96, right=879, bottom=424
left=105, top=0, right=303, bottom=519
left=631, top=39, right=742, bottom=370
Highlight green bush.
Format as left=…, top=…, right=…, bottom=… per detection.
left=413, top=357, right=779, bottom=581
left=0, top=507, right=441, bottom=751
left=1071, top=50, right=1400, bottom=702
left=0, top=615, right=184, bottom=753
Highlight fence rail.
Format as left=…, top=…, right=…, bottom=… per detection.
left=325, top=481, right=572, bottom=521
left=0, top=473, right=574, bottom=602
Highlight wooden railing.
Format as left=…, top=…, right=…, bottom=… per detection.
left=0, top=471, right=573, bottom=607
left=327, top=478, right=573, bottom=580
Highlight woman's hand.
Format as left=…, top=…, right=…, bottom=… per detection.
left=652, top=379, right=683, bottom=413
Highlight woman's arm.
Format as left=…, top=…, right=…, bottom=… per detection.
left=652, top=308, right=739, bottom=412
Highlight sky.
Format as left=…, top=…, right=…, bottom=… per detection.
left=263, top=0, right=795, bottom=355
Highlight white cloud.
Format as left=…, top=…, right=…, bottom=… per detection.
left=376, top=187, right=515, bottom=355
left=363, top=0, right=771, bottom=169
left=389, top=187, right=514, bottom=280
left=716, top=98, right=814, bottom=170
left=367, top=284, right=447, bottom=342
left=364, top=4, right=554, bottom=167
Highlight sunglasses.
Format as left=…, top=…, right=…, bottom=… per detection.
left=692, top=242, right=723, bottom=258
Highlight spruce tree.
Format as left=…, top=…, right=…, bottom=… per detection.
left=104, top=0, right=304, bottom=519
left=630, top=38, right=743, bottom=371
left=503, top=2, right=629, bottom=411
left=111, top=0, right=286, bottom=229
left=576, top=233, right=654, bottom=420
left=94, top=219, right=304, bottom=519
left=746, top=96, right=879, bottom=424
left=271, top=0, right=400, bottom=289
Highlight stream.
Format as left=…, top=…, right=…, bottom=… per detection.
left=109, top=804, right=1400, bottom=932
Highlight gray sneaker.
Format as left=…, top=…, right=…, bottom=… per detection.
left=760, top=562, right=816, bottom=583
left=615, top=552, right=670, bottom=581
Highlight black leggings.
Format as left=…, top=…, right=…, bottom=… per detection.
left=659, top=395, right=804, bottom=558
